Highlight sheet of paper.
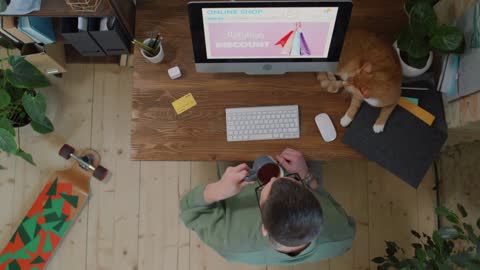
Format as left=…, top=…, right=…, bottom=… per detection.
left=172, top=93, right=197, bottom=115
left=404, top=97, right=419, bottom=105
left=398, top=97, right=435, bottom=126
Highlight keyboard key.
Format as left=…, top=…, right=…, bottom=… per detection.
left=250, top=134, right=273, bottom=140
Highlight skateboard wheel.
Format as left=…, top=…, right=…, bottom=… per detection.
left=93, top=166, right=109, bottom=181
left=59, top=144, right=75, bottom=160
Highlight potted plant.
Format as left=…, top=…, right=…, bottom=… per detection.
left=394, top=0, right=465, bottom=77
left=372, top=204, right=480, bottom=269
left=0, top=39, right=53, bottom=166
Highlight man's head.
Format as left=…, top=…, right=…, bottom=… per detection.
left=258, top=176, right=323, bottom=251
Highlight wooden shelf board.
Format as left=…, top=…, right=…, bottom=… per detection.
left=28, top=0, right=114, bottom=17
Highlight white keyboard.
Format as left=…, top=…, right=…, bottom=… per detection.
left=225, top=105, right=300, bottom=142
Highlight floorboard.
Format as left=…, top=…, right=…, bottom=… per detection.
left=86, top=64, right=140, bottom=270
left=325, top=161, right=369, bottom=270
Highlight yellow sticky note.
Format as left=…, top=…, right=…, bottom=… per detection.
left=172, top=93, right=197, bottom=115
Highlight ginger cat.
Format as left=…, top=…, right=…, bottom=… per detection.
left=317, top=30, right=402, bottom=133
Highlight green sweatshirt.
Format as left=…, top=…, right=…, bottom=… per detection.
left=180, top=183, right=355, bottom=266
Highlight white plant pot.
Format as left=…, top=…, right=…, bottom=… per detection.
left=393, top=41, right=433, bottom=78
left=141, top=38, right=165, bottom=64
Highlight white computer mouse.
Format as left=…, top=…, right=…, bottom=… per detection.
left=315, top=113, right=337, bottom=142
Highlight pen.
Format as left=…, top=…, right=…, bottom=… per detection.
left=153, top=33, right=160, bottom=48
left=132, top=40, right=157, bottom=56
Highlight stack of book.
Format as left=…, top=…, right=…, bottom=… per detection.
left=0, top=16, right=55, bottom=45
left=438, top=2, right=480, bottom=102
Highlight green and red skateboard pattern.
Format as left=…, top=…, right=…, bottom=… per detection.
left=0, top=178, right=79, bottom=270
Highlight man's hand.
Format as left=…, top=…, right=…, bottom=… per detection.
left=204, top=163, right=253, bottom=204
left=276, top=148, right=309, bottom=179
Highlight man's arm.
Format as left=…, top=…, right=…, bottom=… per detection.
left=179, top=164, right=252, bottom=244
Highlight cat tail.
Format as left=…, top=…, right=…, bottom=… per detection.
left=275, top=30, right=294, bottom=47
left=300, top=32, right=311, bottom=56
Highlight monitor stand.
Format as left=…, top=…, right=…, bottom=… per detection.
left=195, top=62, right=338, bottom=75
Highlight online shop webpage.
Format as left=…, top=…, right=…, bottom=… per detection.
left=202, top=7, right=339, bottom=59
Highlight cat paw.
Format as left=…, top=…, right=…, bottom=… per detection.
left=321, top=81, right=330, bottom=88
left=340, top=115, right=352, bottom=127
left=373, top=124, right=385, bottom=133
left=328, top=87, right=340, bottom=93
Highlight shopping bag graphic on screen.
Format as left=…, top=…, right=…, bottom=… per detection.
left=275, top=22, right=311, bottom=56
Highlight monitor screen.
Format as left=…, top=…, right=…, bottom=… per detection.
left=201, top=7, right=339, bottom=59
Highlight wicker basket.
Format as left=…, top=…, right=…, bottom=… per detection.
left=65, top=0, right=103, bottom=12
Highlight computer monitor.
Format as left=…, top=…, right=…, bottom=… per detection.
left=188, top=1, right=352, bottom=75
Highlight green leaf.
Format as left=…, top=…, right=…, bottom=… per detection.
left=0, top=88, right=11, bottom=109
left=430, top=25, right=464, bottom=53
left=30, top=117, right=54, bottom=134
left=5, top=56, right=50, bottom=89
left=415, top=247, right=427, bottom=262
left=477, top=218, right=480, bottom=230
left=15, top=149, right=35, bottom=166
left=411, top=230, right=421, bottom=238
left=409, top=1, right=437, bottom=37
left=404, top=0, right=416, bottom=14
left=388, top=255, right=399, bottom=264
left=0, top=37, right=15, bottom=49
left=452, top=252, right=474, bottom=267
left=438, top=263, right=453, bottom=270
left=433, top=231, right=444, bottom=250
left=463, top=223, right=479, bottom=243
left=425, top=246, right=436, bottom=260
left=436, top=206, right=451, bottom=216
left=386, top=241, right=398, bottom=256
left=411, top=258, right=426, bottom=270
left=412, top=243, right=423, bottom=249
left=0, top=128, right=17, bottom=153
left=0, top=0, right=7, bottom=13
left=21, top=92, right=46, bottom=124
left=438, top=227, right=460, bottom=239
left=457, top=204, right=468, bottom=218
left=372, top=257, right=385, bottom=264
left=398, top=30, right=431, bottom=59
left=447, top=213, right=460, bottom=224
left=407, top=54, right=430, bottom=69
left=436, top=207, right=460, bottom=223
left=0, top=117, right=14, bottom=136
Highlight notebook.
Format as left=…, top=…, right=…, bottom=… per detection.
left=18, top=17, right=55, bottom=45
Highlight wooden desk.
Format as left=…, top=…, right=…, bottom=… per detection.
left=132, top=0, right=405, bottom=161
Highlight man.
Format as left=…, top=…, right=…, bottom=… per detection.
left=180, top=148, right=355, bottom=265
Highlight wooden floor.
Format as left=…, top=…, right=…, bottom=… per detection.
left=0, top=65, right=437, bottom=270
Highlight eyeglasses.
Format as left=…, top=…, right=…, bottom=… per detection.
left=254, top=173, right=306, bottom=210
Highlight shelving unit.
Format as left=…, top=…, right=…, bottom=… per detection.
left=0, top=0, right=135, bottom=64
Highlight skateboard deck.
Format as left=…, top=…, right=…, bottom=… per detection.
left=0, top=145, right=107, bottom=270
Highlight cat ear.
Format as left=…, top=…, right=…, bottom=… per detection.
left=362, top=62, right=373, bottom=73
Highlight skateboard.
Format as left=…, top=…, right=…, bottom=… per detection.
left=0, top=145, right=108, bottom=270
